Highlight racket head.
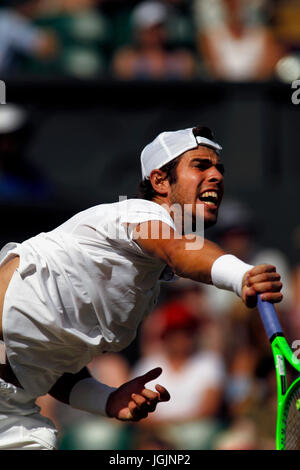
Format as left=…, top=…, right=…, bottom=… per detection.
left=272, top=336, right=300, bottom=450
left=277, top=376, right=300, bottom=450
left=256, top=298, right=300, bottom=449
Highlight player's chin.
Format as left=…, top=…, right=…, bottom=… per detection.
left=203, top=209, right=218, bottom=229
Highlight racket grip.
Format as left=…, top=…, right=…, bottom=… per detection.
left=257, top=295, right=283, bottom=341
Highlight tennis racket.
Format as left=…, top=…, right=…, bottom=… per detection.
left=257, top=295, right=300, bottom=450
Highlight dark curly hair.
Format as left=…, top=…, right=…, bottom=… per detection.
left=137, top=125, right=216, bottom=200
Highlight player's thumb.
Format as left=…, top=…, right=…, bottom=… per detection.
left=243, top=286, right=257, bottom=308
left=139, top=367, right=162, bottom=385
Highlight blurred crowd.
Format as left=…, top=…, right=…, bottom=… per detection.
left=34, top=198, right=300, bottom=450
left=1, top=0, right=300, bottom=452
left=0, top=0, right=300, bottom=82
left=0, top=103, right=299, bottom=450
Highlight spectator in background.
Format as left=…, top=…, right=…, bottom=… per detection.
left=194, top=0, right=283, bottom=80
left=0, top=104, right=52, bottom=202
left=215, top=349, right=279, bottom=449
left=140, top=278, right=225, bottom=358
left=112, top=1, right=196, bottom=79
left=0, top=0, right=57, bottom=74
left=200, top=197, right=293, bottom=449
left=272, top=0, right=300, bottom=54
left=25, top=0, right=112, bottom=77
left=132, top=301, right=225, bottom=449
left=213, top=417, right=258, bottom=449
left=271, top=0, right=300, bottom=82
left=203, top=198, right=291, bottom=317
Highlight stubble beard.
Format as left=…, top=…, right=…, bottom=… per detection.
left=169, top=185, right=218, bottom=233
left=169, top=186, right=197, bottom=235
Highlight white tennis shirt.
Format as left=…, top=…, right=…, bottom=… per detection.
left=1, top=199, right=176, bottom=397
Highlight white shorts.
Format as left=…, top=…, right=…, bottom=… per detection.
left=0, top=378, right=58, bottom=450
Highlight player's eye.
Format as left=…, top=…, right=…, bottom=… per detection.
left=216, top=164, right=225, bottom=175
left=195, top=162, right=225, bottom=175
left=195, top=162, right=209, bottom=170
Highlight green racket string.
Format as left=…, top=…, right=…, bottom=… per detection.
left=284, top=383, right=300, bottom=449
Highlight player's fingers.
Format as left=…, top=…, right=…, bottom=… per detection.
left=141, top=389, right=159, bottom=412
left=247, top=265, right=277, bottom=276
left=244, top=290, right=258, bottom=308
left=260, top=292, right=283, bottom=303
left=247, top=272, right=281, bottom=286
left=128, top=399, right=146, bottom=419
left=155, top=384, right=171, bottom=402
left=128, top=400, right=148, bottom=421
left=128, top=399, right=137, bottom=415
left=141, top=388, right=159, bottom=401
left=139, top=367, right=162, bottom=386
left=250, top=281, right=283, bottom=293
left=131, top=393, right=149, bottom=412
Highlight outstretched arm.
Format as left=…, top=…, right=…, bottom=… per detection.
left=133, top=221, right=283, bottom=307
left=48, top=366, right=170, bottom=422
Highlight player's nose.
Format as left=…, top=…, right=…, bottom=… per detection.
left=206, top=165, right=223, bottom=183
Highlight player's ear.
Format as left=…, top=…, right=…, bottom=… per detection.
left=149, top=169, right=170, bottom=196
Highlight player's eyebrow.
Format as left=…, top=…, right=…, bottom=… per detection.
left=191, top=157, right=218, bottom=164
left=191, top=157, right=225, bottom=174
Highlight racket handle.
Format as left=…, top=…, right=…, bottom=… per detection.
left=257, top=295, right=283, bottom=341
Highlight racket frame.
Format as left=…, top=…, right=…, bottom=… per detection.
left=256, top=297, right=300, bottom=450
left=270, top=335, right=300, bottom=449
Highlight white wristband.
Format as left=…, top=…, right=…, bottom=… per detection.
left=211, top=254, right=254, bottom=297
left=69, top=377, right=117, bottom=417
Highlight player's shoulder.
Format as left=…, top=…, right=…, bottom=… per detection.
left=117, top=198, right=162, bottom=211
left=73, top=198, right=169, bottom=215
left=114, top=198, right=174, bottom=221
left=66, top=199, right=174, bottom=235
left=81, top=198, right=161, bottom=212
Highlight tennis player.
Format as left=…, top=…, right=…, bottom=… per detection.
left=0, top=125, right=282, bottom=449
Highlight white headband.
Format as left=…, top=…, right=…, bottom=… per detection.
left=140, top=127, right=222, bottom=179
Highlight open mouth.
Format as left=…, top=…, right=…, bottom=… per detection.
left=198, top=191, right=219, bottom=207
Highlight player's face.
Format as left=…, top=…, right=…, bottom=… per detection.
left=169, top=146, right=224, bottom=230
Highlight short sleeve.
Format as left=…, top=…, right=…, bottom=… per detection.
left=119, top=199, right=176, bottom=241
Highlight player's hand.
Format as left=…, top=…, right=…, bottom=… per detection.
left=241, top=264, right=283, bottom=308
left=105, top=367, right=170, bottom=422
